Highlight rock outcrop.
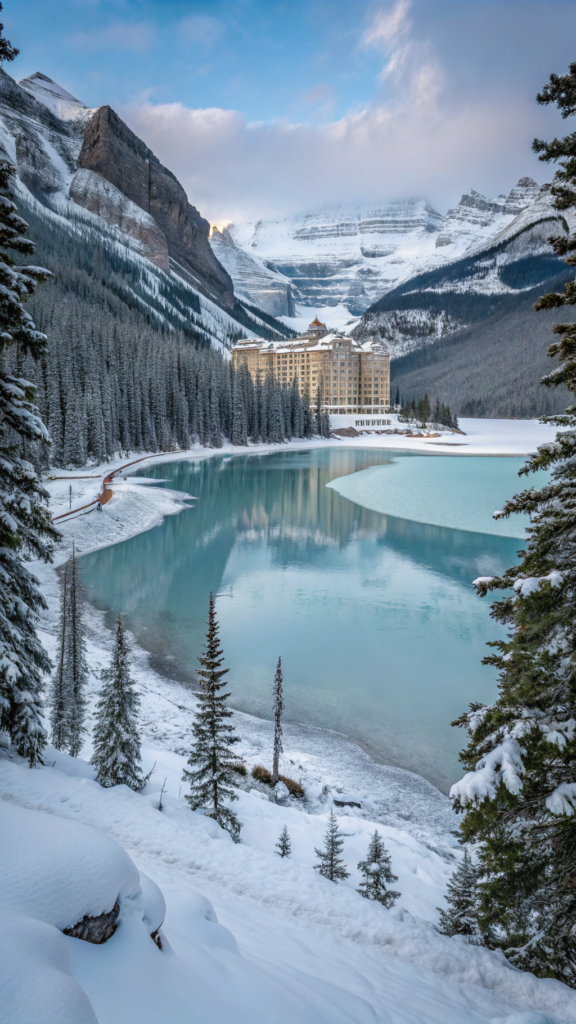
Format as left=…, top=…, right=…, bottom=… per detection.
left=69, top=168, right=170, bottom=270
left=63, top=901, right=120, bottom=944
left=78, top=105, right=234, bottom=307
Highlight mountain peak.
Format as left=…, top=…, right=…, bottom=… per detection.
left=18, top=72, right=87, bottom=119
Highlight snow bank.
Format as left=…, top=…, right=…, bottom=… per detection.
left=0, top=800, right=139, bottom=930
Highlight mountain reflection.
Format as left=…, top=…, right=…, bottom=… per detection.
left=79, top=447, right=520, bottom=788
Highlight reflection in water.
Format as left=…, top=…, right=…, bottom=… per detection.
left=81, top=448, right=520, bottom=791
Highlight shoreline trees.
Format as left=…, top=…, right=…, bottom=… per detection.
left=183, top=594, right=243, bottom=842
left=50, top=545, right=88, bottom=757
left=91, top=615, right=144, bottom=790
left=0, top=144, right=58, bottom=764
left=449, top=62, right=576, bottom=985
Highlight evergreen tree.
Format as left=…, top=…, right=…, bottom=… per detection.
left=314, top=808, right=350, bottom=882
left=65, top=544, right=88, bottom=757
left=450, top=63, right=576, bottom=986
left=271, top=656, right=284, bottom=785
left=0, top=4, right=18, bottom=64
left=357, top=830, right=400, bottom=908
left=438, top=849, right=482, bottom=941
left=50, top=559, right=71, bottom=752
left=315, top=385, right=323, bottom=436
left=275, top=825, right=292, bottom=858
left=0, top=154, right=57, bottom=764
left=302, top=381, right=313, bottom=438
left=91, top=615, right=144, bottom=790
left=182, top=594, right=243, bottom=842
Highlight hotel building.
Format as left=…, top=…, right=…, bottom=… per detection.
left=232, top=318, right=390, bottom=415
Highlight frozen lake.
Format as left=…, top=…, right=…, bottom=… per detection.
left=80, top=448, right=544, bottom=791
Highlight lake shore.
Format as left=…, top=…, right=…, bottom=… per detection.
left=37, top=418, right=554, bottom=810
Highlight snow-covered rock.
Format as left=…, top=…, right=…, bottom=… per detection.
left=69, top=168, right=170, bottom=270
left=19, top=71, right=90, bottom=121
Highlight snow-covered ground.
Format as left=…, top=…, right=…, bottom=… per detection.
left=3, top=419, right=575, bottom=1023
left=329, top=415, right=559, bottom=456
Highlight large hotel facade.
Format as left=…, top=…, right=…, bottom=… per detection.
left=232, top=318, right=390, bottom=415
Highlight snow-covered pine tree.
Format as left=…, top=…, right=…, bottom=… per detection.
left=275, top=825, right=291, bottom=858
left=182, top=594, right=243, bottom=842
left=0, top=151, right=58, bottom=764
left=50, top=559, right=71, bottom=751
left=315, top=385, right=323, bottom=436
left=438, top=849, right=482, bottom=941
left=91, top=615, right=144, bottom=789
left=314, top=808, right=350, bottom=882
left=450, top=63, right=576, bottom=986
left=65, top=544, right=88, bottom=757
left=357, top=830, right=400, bottom=908
left=271, top=656, right=283, bottom=786
left=302, top=380, right=313, bottom=438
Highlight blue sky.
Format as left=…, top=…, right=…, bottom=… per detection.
left=6, top=1, right=576, bottom=221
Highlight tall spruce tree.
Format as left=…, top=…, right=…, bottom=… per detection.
left=357, top=830, right=400, bottom=908
left=50, top=559, right=71, bottom=752
left=450, top=63, right=576, bottom=986
left=314, top=808, right=350, bottom=883
left=0, top=150, right=58, bottom=763
left=182, top=594, right=243, bottom=842
left=271, top=656, right=284, bottom=786
left=438, top=849, right=482, bottom=942
left=65, top=544, right=88, bottom=757
left=91, top=615, right=144, bottom=790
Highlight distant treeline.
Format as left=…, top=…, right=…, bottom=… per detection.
left=394, top=390, right=458, bottom=429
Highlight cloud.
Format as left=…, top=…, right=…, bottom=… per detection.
left=360, top=0, right=411, bottom=53
left=67, top=20, right=154, bottom=52
left=119, top=92, right=545, bottom=224
left=360, top=0, right=442, bottom=105
left=115, top=0, right=565, bottom=223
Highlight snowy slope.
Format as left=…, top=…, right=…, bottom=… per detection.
left=19, top=71, right=91, bottom=121
left=2, top=725, right=575, bottom=1022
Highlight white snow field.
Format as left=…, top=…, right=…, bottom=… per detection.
left=3, top=420, right=574, bottom=1023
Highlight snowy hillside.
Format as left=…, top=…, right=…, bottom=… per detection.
left=223, top=178, right=554, bottom=321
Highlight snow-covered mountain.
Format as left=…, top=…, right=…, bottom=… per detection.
left=220, top=178, right=556, bottom=322
left=0, top=69, right=288, bottom=348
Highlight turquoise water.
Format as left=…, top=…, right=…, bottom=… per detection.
left=80, top=448, right=534, bottom=791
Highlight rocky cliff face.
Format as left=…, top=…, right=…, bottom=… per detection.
left=210, top=226, right=294, bottom=316
left=78, top=105, right=233, bottom=308
left=69, top=168, right=170, bottom=270
left=435, top=177, right=541, bottom=247
left=0, top=70, right=234, bottom=311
